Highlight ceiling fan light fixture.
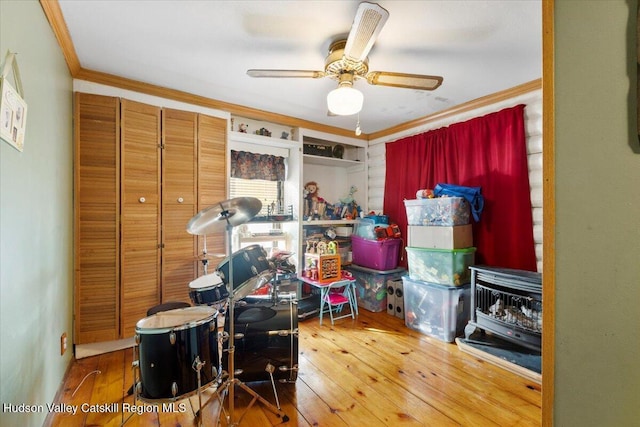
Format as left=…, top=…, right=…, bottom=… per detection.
left=327, top=85, right=363, bottom=116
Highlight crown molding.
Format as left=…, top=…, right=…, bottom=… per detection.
left=368, top=79, right=542, bottom=140
left=40, top=0, right=81, bottom=75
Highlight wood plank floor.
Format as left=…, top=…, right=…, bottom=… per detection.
left=46, top=307, right=541, bottom=426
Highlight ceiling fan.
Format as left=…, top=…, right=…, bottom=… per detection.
left=247, top=2, right=443, bottom=116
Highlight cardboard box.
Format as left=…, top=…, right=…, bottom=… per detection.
left=407, top=224, right=473, bottom=249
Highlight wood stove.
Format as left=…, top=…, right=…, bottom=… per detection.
left=465, top=266, right=542, bottom=351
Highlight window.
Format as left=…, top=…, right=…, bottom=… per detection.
left=229, top=177, right=283, bottom=218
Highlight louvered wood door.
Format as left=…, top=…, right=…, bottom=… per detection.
left=73, top=93, right=120, bottom=344
left=161, top=108, right=198, bottom=303
left=120, top=100, right=162, bottom=337
left=197, top=114, right=228, bottom=263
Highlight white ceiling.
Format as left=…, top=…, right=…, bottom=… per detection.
left=57, top=0, right=542, bottom=134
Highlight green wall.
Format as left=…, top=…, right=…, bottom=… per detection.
left=0, top=1, right=73, bottom=426
left=554, top=0, right=640, bottom=425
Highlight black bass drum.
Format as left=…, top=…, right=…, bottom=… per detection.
left=225, top=299, right=298, bottom=383
left=135, top=306, right=219, bottom=401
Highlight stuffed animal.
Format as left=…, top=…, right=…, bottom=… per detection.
left=304, top=181, right=322, bottom=218
left=340, top=185, right=358, bottom=204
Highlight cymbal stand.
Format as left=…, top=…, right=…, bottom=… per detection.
left=209, top=219, right=288, bottom=426
left=201, top=235, right=210, bottom=275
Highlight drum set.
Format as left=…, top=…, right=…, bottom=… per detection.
left=129, top=197, right=297, bottom=426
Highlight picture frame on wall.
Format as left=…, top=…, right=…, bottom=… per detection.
left=0, top=51, right=27, bottom=152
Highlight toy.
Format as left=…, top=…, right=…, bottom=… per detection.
left=304, top=181, right=324, bottom=219
left=340, top=185, right=358, bottom=204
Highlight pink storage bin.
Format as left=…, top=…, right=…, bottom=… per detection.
left=351, top=235, right=401, bottom=271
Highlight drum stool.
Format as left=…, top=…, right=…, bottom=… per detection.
left=147, top=301, right=190, bottom=316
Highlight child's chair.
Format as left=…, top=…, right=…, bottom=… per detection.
left=321, top=280, right=356, bottom=325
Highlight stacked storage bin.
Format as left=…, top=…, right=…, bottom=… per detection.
left=347, top=216, right=405, bottom=313
left=402, top=197, right=475, bottom=342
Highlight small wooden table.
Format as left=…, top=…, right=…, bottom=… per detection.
left=298, top=271, right=358, bottom=325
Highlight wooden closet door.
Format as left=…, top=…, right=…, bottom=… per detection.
left=74, top=93, right=120, bottom=344
left=197, top=114, right=228, bottom=261
left=161, top=108, right=198, bottom=302
left=120, top=99, right=161, bottom=337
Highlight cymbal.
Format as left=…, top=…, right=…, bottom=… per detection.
left=186, top=197, right=262, bottom=236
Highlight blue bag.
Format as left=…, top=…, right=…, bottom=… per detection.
left=433, top=183, right=484, bottom=222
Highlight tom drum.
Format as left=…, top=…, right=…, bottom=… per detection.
left=189, top=272, right=229, bottom=306
left=216, top=244, right=272, bottom=292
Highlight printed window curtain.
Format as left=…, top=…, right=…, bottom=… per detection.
left=383, top=104, right=537, bottom=271
left=231, top=150, right=286, bottom=181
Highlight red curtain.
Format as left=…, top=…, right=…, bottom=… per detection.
left=383, top=104, right=537, bottom=271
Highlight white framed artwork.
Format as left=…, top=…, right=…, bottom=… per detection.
left=0, top=51, right=27, bottom=152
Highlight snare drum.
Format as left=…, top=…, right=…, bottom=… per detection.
left=216, top=245, right=272, bottom=291
left=189, top=272, right=229, bottom=305
left=135, top=306, right=219, bottom=401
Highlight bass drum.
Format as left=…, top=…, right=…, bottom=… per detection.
left=135, top=306, right=219, bottom=401
left=225, top=299, right=298, bottom=383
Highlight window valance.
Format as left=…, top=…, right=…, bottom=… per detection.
left=230, top=150, right=285, bottom=181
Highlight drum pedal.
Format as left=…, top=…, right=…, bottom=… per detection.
left=265, top=363, right=282, bottom=410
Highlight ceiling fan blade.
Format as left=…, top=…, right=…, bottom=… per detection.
left=247, top=69, right=325, bottom=78
left=343, top=2, right=389, bottom=63
left=366, top=71, right=443, bottom=90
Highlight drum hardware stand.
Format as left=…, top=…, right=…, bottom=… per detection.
left=200, top=235, right=210, bottom=275
left=191, top=355, right=206, bottom=427
left=185, top=198, right=288, bottom=425
left=198, top=220, right=288, bottom=426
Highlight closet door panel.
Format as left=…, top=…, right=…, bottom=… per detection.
left=74, top=93, right=120, bottom=344
left=120, top=99, right=161, bottom=337
left=162, top=108, right=198, bottom=303
left=197, top=115, right=227, bottom=259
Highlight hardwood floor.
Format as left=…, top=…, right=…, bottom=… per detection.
left=46, top=306, right=541, bottom=426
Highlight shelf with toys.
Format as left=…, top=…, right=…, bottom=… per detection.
left=299, top=129, right=368, bottom=284
left=227, top=120, right=368, bottom=306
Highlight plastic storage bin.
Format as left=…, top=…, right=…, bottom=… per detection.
left=404, top=197, right=470, bottom=226
left=346, top=265, right=406, bottom=312
left=402, top=277, right=471, bottom=342
left=405, top=246, right=476, bottom=285
left=353, top=218, right=376, bottom=240
left=351, top=235, right=401, bottom=270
